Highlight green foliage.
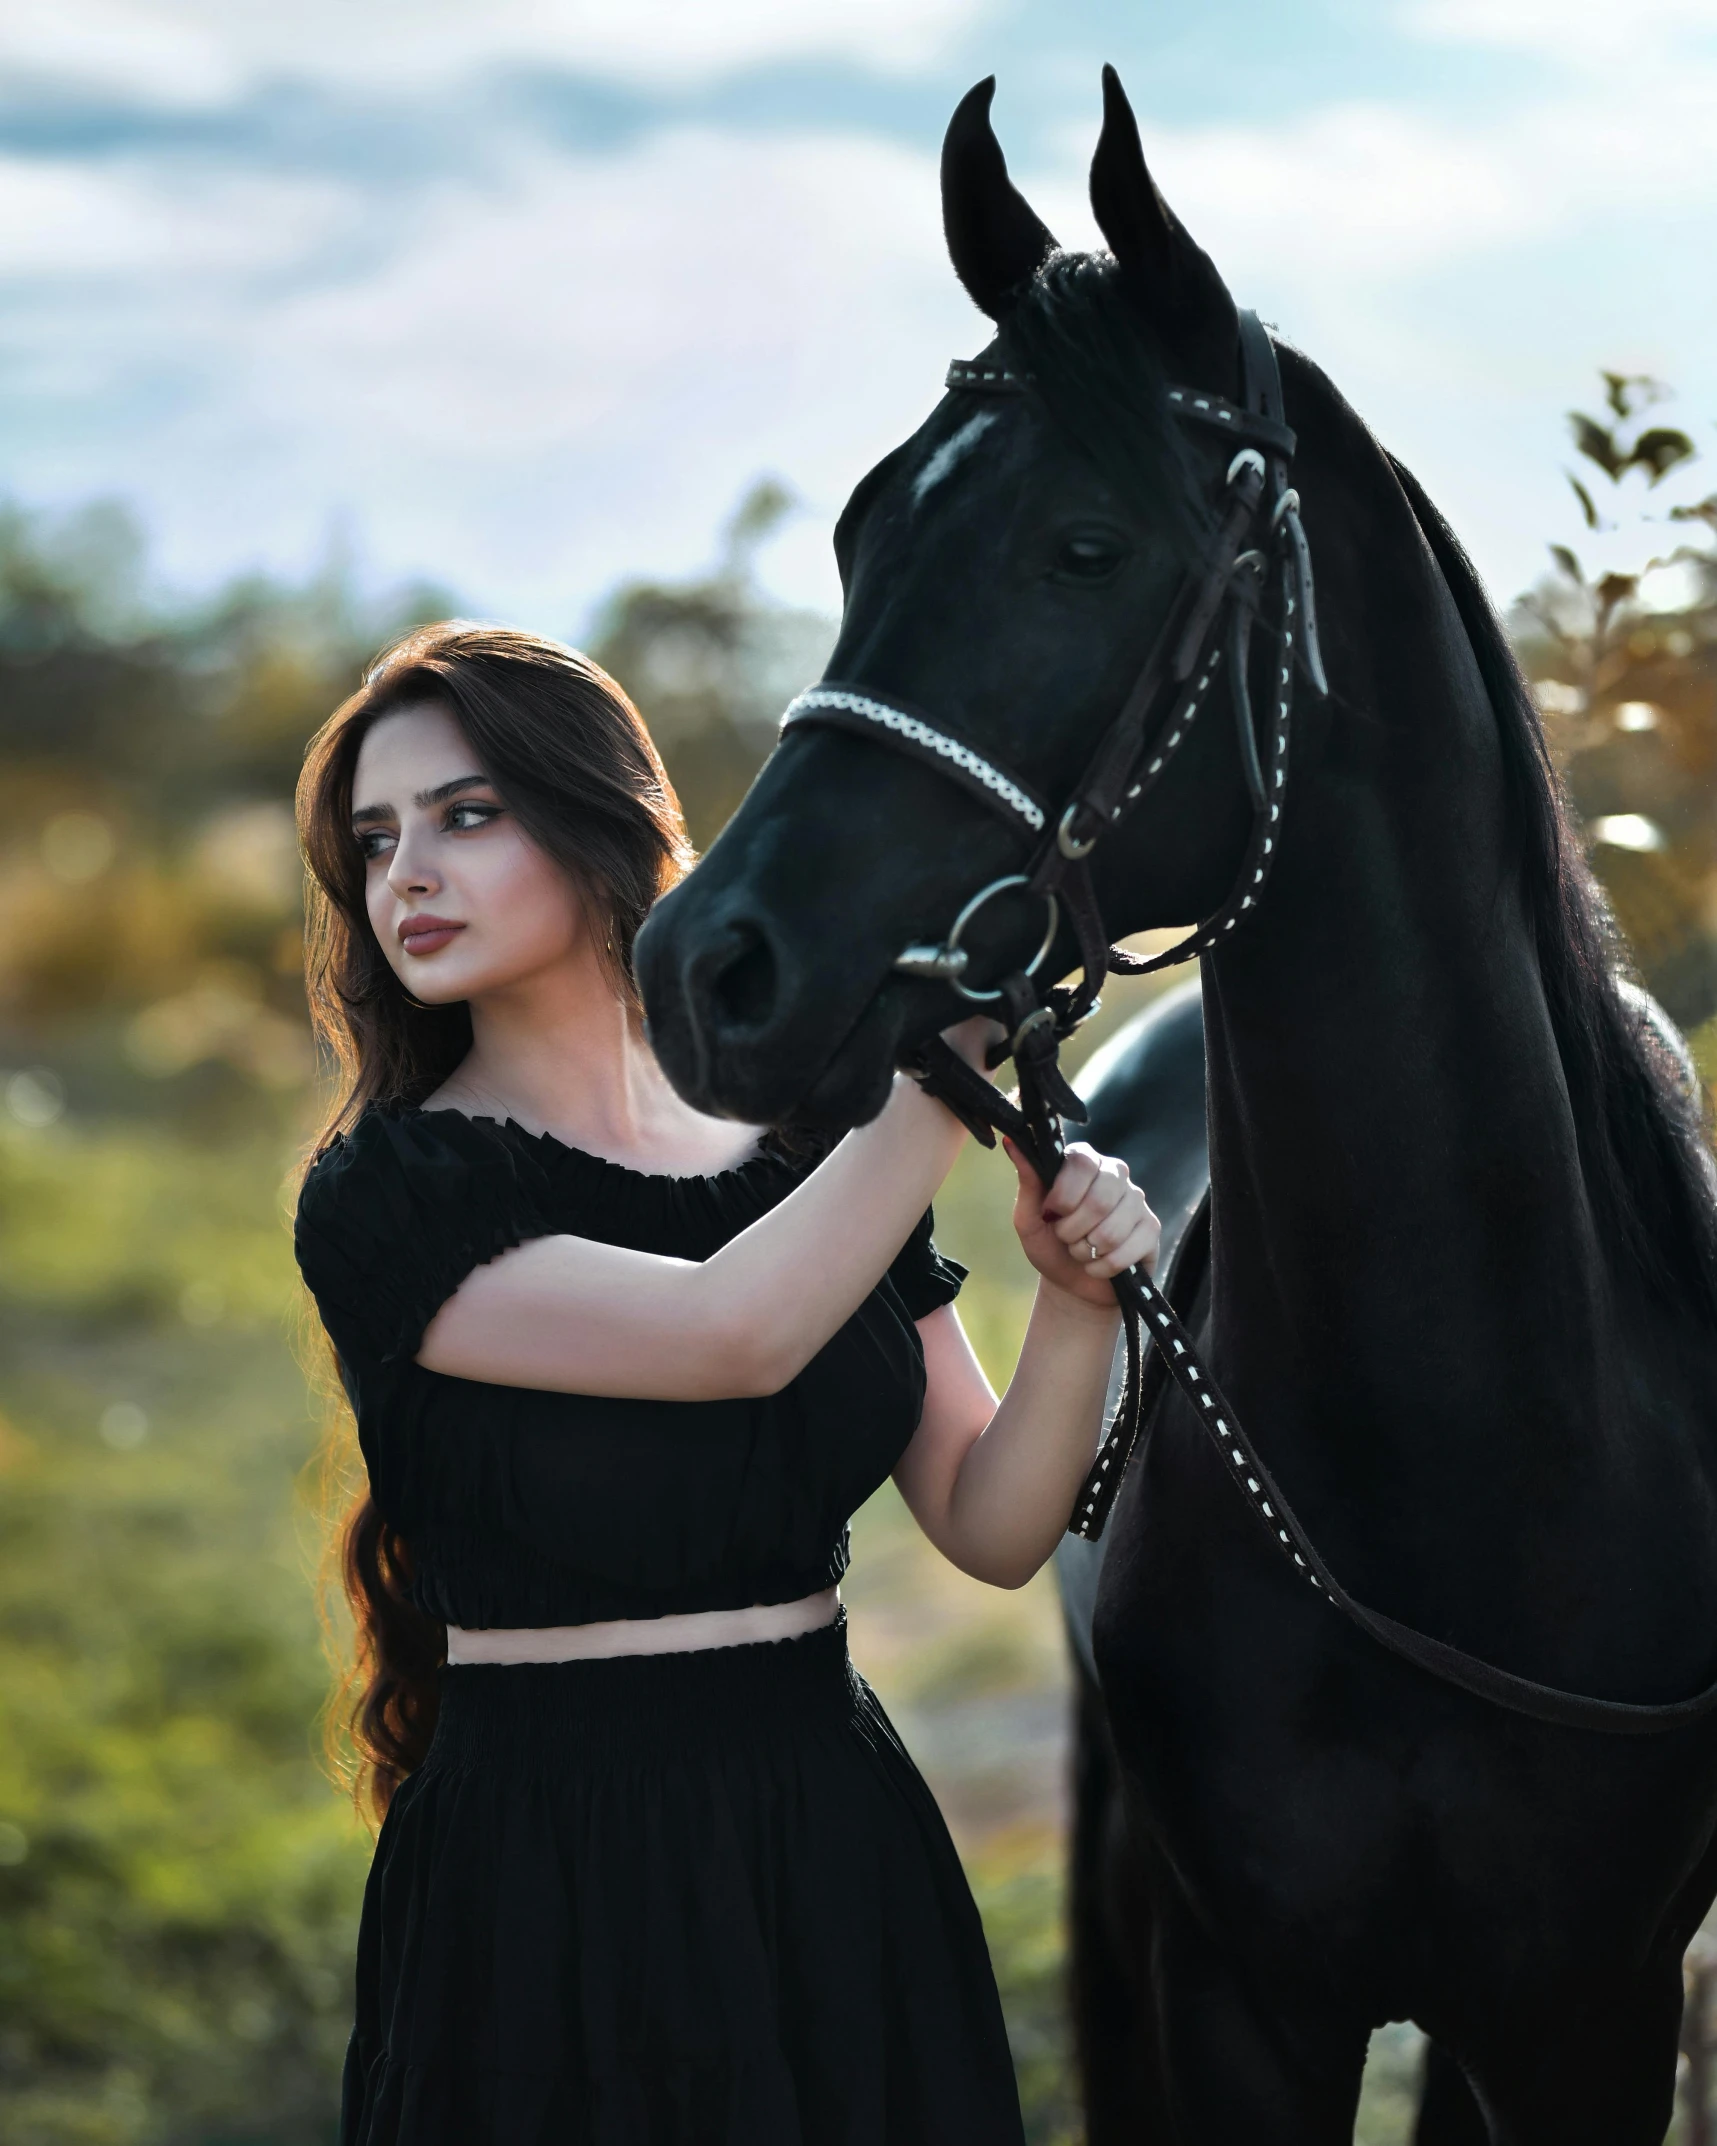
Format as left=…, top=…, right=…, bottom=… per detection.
left=0, top=1121, right=364, bottom=2145
left=0, top=487, right=826, bottom=1129
left=1354, top=2027, right=1427, bottom=2143
left=0, top=501, right=453, bottom=1135
left=1516, top=372, right=1717, bottom=1045
left=969, top=1835, right=1082, bottom=2146
left=1565, top=372, right=1695, bottom=495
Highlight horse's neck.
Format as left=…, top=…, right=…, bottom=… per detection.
left=1196, top=458, right=1616, bottom=1497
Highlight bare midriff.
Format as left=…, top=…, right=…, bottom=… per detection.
left=444, top=1585, right=841, bottom=1665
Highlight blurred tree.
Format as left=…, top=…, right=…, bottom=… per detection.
left=0, top=485, right=835, bottom=1127
left=1510, top=375, right=1717, bottom=1058
left=0, top=502, right=453, bottom=1132
left=590, top=479, right=834, bottom=851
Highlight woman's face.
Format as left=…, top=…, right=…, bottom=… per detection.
left=350, top=701, right=590, bottom=1004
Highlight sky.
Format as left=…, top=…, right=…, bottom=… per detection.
left=2, top=0, right=1715, bottom=639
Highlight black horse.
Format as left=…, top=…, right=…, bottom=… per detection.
left=636, top=70, right=1717, bottom=2144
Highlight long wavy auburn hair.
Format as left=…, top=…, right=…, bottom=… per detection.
left=294, top=622, right=691, bottom=1820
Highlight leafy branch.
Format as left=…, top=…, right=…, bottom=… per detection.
left=1562, top=371, right=1697, bottom=536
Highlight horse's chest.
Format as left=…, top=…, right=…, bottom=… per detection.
left=1087, top=1383, right=1717, bottom=1978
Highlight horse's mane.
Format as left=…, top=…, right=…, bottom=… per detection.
left=1010, top=248, right=1717, bottom=1324
left=1391, top=458, right=1717, bottom=1324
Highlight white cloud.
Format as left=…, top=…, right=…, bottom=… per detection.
left=1138, top=104, right=1547, bottom=278
left=1051, top=34, right=1717, bottom=292
left=0, top=123, right=980, bottom=622
left=0, top=0, right=238, bottom=105
left=0, top=0, right=984, bottom=104
left=1405, top=0, right=1717, bottom=67
left=251, top=127, right=977, bottom=609
left=3, top=0, right=1716, bottom=646
left=0, top=156, right=349, bottom=278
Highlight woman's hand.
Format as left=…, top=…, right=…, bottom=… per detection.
left=898, top=1142, right=1162, bottom=1587
left=1005, top=1137, right=1160, bottom=1310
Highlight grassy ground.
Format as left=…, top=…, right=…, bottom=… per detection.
left=0, top=1114, right=366, bottom=2144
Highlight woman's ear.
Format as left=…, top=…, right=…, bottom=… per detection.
left=941, top=76, right=1058, bottom=320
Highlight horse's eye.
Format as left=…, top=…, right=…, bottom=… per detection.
left=1054, top=535, right=1127, bottom=583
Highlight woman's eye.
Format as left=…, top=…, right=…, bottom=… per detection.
left=1054, top=536, right=1127, bottom=582
left=446, top=803, right=498, bottom=832
left=357, top=829, right=395, bottom=860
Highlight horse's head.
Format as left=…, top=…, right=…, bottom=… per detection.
left=638, top=69, right=1300, bottom=1129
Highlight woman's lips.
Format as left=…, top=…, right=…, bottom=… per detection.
left=399, top=917, right=465, bottom=957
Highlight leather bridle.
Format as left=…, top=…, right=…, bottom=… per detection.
left=783, top=312, right=1320, bottom=1531
left=777, top=312, right=1717, bottom=1733
left=785, top=312, right=1325, bottom=1041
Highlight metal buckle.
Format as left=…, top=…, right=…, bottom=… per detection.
left=1010, top=1004, right=1057, bottom=1056
left=1056, top=802, right=1098, bottom=861
left=895, top=874, right=1060, bottom=1002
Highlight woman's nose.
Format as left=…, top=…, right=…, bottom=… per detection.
left=387, top=827, right=441, bottom=899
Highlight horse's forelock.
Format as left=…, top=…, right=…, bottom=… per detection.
left=1003, top=251, right=1215, bottom=557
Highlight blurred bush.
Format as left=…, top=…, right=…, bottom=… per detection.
left=588, top=481, right=833, bottom=850
left=1510, top=373, right=1717, bottom=1090
left=0, top=1122, right=365, bottom=2146
left=0, top=501, right=452, bottom=1136
left=0, top=483, right=830, bottom=1127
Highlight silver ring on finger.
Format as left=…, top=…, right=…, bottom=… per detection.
left=1084, top=1238, right=1100, bottom=1262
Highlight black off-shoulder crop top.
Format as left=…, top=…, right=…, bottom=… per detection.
left=293, top=1105, right=965, bottom=1630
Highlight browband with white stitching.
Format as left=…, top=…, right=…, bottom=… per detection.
left=943, top=356, right=1297, bottom=457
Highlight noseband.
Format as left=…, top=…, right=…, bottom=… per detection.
left=771, top=312, right=1717, bottom=1735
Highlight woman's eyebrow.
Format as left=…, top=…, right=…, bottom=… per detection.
left=350, top=775, right=493, bottom=828
left=414, top=775, right=493, bottom=809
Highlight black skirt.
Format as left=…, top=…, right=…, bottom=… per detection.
left=341, top=1619, right=1027, bottom=2145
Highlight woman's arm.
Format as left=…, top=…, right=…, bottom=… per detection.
left=416, top=1053, right=976, bottom=1402
left=893, top=1141, right=1159, bottom=1589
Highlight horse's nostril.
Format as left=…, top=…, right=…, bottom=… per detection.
left=708, top=924, right=778, bottom=1036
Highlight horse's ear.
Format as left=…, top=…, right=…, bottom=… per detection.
left=1090, top=65, right=1234, bottom=357
left=941, top=77, right=1058, bottom=319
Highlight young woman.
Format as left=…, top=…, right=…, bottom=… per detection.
left=293, top=622, right=1158, bottom=2146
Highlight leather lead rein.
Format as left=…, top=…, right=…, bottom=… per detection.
left=781, top=314, right=1717, bottom=1733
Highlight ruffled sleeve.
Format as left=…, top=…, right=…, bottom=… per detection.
left=885, top=1206, right=967, bottom=1321
left=294, top=1107, right=556, bottom=1371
